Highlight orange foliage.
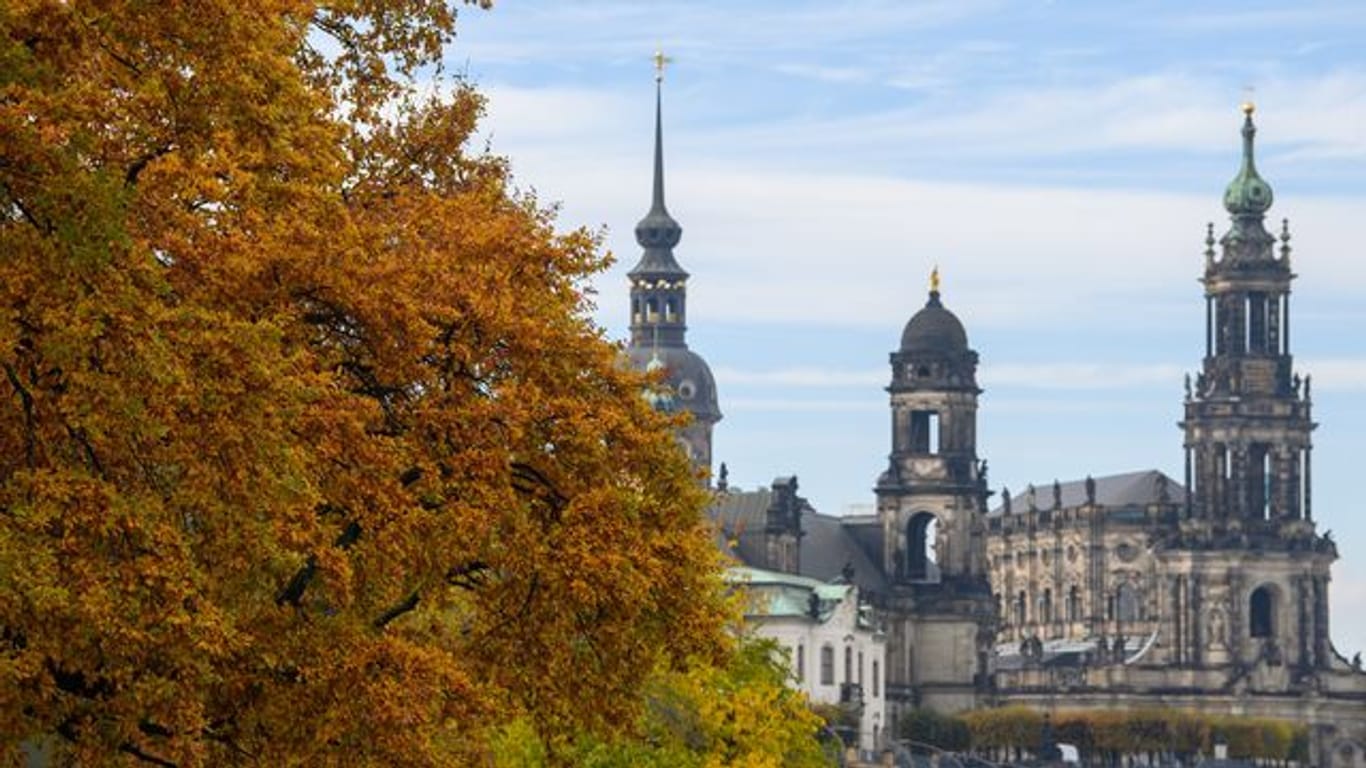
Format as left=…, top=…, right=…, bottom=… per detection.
left=0, top=2, right=728, bottom=764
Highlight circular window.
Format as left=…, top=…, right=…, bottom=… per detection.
left=678, top=380, right=696, bottom=400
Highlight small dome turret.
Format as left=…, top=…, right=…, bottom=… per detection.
left=900, top=269, right=969, bottom=354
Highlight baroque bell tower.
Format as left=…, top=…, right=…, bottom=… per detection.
left=876, top=270, right=993, bottom=715
left=625, top=53, right=722, bottom=480
left=1173, top=104, right=1335, bottom=677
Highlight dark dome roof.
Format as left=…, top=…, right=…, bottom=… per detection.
left=900, top=291, right=968, bottom=354
left=628, top=345, right=721, bottom=421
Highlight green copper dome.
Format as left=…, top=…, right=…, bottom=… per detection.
left=1223, top=104, right=1273, bottom=216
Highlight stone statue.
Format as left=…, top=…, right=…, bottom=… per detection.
left=1305, top=374, right=1312, bottom=399
left=1184, top=372, right=1192, bottom=399
left=1085, top=475, right=1096, bottom=505
left=717, top=462, right=729, bottom=492
left=1053, top=479, right=1062, bottom=509
left=1352, top=652, right=1362, bottom=671
left=1002, top=486, right=1012, bottom=516
left=1027, top=484, right=1037, bottom=511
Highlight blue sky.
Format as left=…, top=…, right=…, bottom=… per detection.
left=450, top=1, right=1366, bottom=654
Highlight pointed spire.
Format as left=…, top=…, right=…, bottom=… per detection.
left=649, top=51, right=671, bottom=217
left=632, top=52, right=684, bottom=265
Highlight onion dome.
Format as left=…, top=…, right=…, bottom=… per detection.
left=1223, top=102, right=1274, bottom=217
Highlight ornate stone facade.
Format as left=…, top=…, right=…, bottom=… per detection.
left=984, top=107, right=1366, bottom=766
left=698, top=107, right=1366, bottom=763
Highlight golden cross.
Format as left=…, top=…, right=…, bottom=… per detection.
left=653, top=50, right=673, bottom=82
left=930, top=265, right=941, bottom=293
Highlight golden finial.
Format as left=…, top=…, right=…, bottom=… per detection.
left=1241, top=85, right=1256, bottom=116
left=929, top=265, right=941, bottom=293
left=653, top=50, right=673, bottom=83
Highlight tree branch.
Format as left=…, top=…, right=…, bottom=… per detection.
left=3, top=362, right=36, bottom=469
left=373, top=591, right=419, bottom=629
left=275, top=520, right=362, bottom=607
left=118, top=741, right=177, bottom=767
left=445, top=561, right=489, bottom=591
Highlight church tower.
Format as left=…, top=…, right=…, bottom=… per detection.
left=1174, top=104, right=1335, bottom=676
left=625, top=55, right=721, bottom=479
left=876, top=270, right=993, bottom=714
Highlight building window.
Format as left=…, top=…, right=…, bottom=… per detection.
left=1067, top=586, right=1080, bottom=623
left=820, top=645, right=834, bottom=685
left=909, top=410, right=940, bottom=453
left=907, top=512, right=937, bottom=580
left=858, top=651, right=864, bottom=686
left=844, top=646, right=853, bottom=684
left=1015, top=590, right=1027, bottom=624
left=1250, top=585, right=1276, bottom=638
left=872, top=660, right=880, bottom=697
left=796, top=645, right=805, bottom=682
left=1041, top=588, right=1053, bottom=624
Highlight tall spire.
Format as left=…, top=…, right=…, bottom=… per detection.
left=649, top=51, right=671, bottom=218
left=632, top=51, right=684, bottom=265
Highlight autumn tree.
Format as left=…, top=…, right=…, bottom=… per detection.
left=0, top=1, right=737, bottom=764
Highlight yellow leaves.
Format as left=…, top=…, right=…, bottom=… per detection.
left=0, top=1, right=739, bottom=764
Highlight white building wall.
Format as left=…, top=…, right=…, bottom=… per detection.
left=745, top=588, right=888, bottom=753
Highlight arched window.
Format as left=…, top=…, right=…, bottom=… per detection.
left=795, top=644, right=805, bottom=682
left=820, top=645, right=834, bottom=685
left=844, top=646, right=853, bottom=684
left=907, top=512, right=937, bottom=580
left=1040, top=588, right=1053, bottom=624
left=1067, top=585, right=1081, bottom=623
left=664, top=298, right=676, bottom=321
left=1015, top=591, right=1027, bottom=625
left=858, top=651, right=864, bottom=686
left=872, top=660, right=880, bottom=697
left=1250, top=585, right=1276, bottom=638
